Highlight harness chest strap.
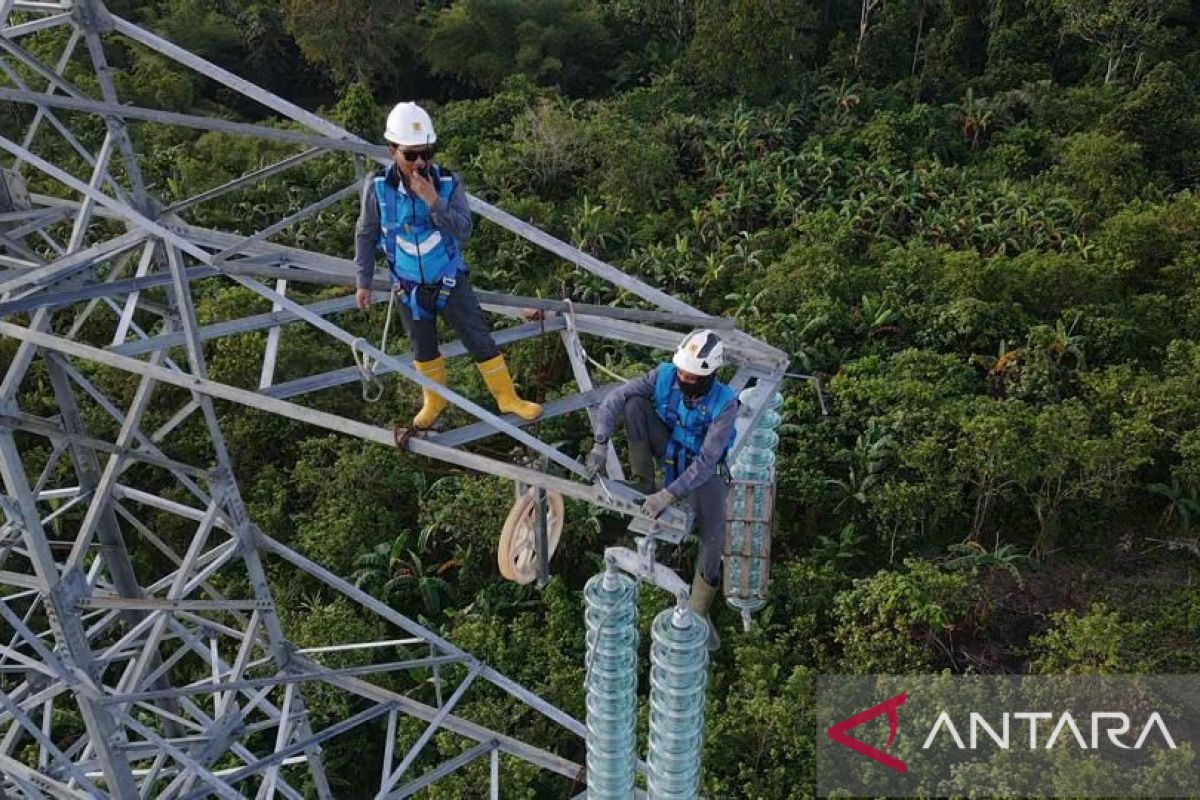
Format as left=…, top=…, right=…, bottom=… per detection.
left=373, top=167, right=461, bottom=286
left=653, top=365, right=736, bottom=484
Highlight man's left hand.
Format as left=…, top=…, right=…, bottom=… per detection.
left=641, top=488, right=675, bottom=519
left=409, top=170, right=439, bottom=205
left=584, top=442, right=608, bottom=478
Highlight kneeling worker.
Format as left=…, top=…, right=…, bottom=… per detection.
left=585, top=329, right=737, bottom=651
left=355, top=101, right=540, bottom=429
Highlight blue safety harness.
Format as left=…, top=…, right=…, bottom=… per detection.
left=653, top=364, right=737, bottom=484
left=373, top=165, right=465, bottom=321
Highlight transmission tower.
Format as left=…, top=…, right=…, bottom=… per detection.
left=0, top=1, right=788, bottom=796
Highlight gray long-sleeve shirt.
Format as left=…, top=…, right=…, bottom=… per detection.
left=594, top=364, right=739, bottom=497
left=354, top=164, right=473, bottom=289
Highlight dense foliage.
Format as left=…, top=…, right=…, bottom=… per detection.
left=4, top=0, right=1200, bottom=796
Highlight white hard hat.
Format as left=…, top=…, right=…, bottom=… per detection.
left=384, top=102, right=437, bottom=147
left=672, top=329, right=724, bottom=376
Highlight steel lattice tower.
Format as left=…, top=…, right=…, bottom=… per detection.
left=0, top=1, right=788, bottom=796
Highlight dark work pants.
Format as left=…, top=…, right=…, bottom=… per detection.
left=397, top=272, right=500, bottom=363
left=623, top=395, right=727, bottom=586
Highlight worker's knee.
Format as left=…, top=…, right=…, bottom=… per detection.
left=695, top=475, right=727, bottom=513
left=456, top=319, right=499, bottom=362
left=466, top=337, right=500, bottom=362
left=623, top=394, right=652, bottom=422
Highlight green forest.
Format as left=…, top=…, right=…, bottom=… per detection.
left=4, top=0, right=1200, bottom=796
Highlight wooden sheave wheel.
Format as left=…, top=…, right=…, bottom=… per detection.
left=498, top=487, right=564, bottom=584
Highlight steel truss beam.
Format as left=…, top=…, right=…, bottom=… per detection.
left=0, top=2, right=788, bottom=796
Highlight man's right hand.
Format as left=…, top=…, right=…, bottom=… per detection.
left=356, top=287, right=372, bottom=311
left=584, top=442, right=608, bottom=478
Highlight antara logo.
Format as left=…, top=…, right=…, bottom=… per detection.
left=921, top=711, right=1177, bottom=751
left=828, top=691, right=1177, bottom=774
left=826, top=692, right=908, bottom=774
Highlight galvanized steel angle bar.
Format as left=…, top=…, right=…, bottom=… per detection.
left=225, top=271, right=592, bottom=478
left=378, top=663, right=481, bottom=795
left=99, top=654, right=468, bottom=708
left=259, top=278, right=287, bottom=389
left=302, top=661, right=581, bottom=781
left=0, top=641, right=58, bottom=677
left=109, top=288, right=362, bottom=358
left=0, top=594, right=71, bottom=681
left=146, top=615, right=291, bottom=733
left=0, top=433, right=140, bottom=795
left=0, top=57, right=118, bottom=198
left=109, top=712, right=244, bottom=800
left=0, top=86, right=382, bottom=157
left=162, top=241, right=332, bottom=796
left=211, top=179, right=360, bottom=263
left=0, top=752, right=87, bottom=799
left=179, top=700, right=396, bottom=796
left=107, top=12, right=367, bottom=142
left=387, top=739, right=496, bottom=800
left=259, top=315, right=559, bottom=401
left=112, top=239, right=159, bottom=345
left=0, top=134, right=211, bottom=265
left=0, top=410, right=214, bottom=479
left=2, top=208, right=71, bottom=239
left=163, top=147, right=327, bottom=216
left=109, top=494, right=222, bottom=702
left=469, top=195, right=709, bottom=318
left=559, top=313, right=624, bottom=479
left=256, top=680, right=297, bottom=800
left=65, top=131, right=115, bottom=254
left=64, top=349, right=165, bottom=571
left=47, top=355, right=224, bottom=519
left=111, top=503, right=246, bottom=629
left=0, top=39, right=129, bottom=204
left=0, top=319, right=669, bottom=524
left=0, top=230, right=147, bottom=301
left=425, top=382, right=616, bottom=449
left=253, top=531, right=589, bottom=741
left=73, top=0, right=152, bottom=213
left=2, top=10, right=70, bottom=38
left=0, top=689, right=103, bottom=794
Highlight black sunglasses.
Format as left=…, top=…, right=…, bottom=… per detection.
left=395, top=147, right=433, bottom=162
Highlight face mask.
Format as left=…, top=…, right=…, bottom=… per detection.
left=678, top=373, right=713, bottom=398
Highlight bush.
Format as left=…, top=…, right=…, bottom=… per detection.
left=832, top=558, right=974, bottom=672
left=1029, top=602, right=1150, bottom=674
left=1053, top=130, right=1147, bottom=212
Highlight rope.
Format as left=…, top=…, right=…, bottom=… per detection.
left=534, top=302, right=546, bottom=442
left=392, top=421, right=424, bottom=453
left=564, top=299, right=630, bottom=385
left=351, top=285, right=399, bottom=403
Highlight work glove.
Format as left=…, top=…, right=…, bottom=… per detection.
left=641, top=488, right=675, bottom=519
left=584, top=441, right=608, bottom=478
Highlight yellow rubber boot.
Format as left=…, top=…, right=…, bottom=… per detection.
left=477, top=354, right=542, bottom=421
left=412, top=356, right=448, bottom=429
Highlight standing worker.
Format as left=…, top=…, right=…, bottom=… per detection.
left=355, top=101, right=541, bottom=429
left=585, top=330, right=737, bottom=651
